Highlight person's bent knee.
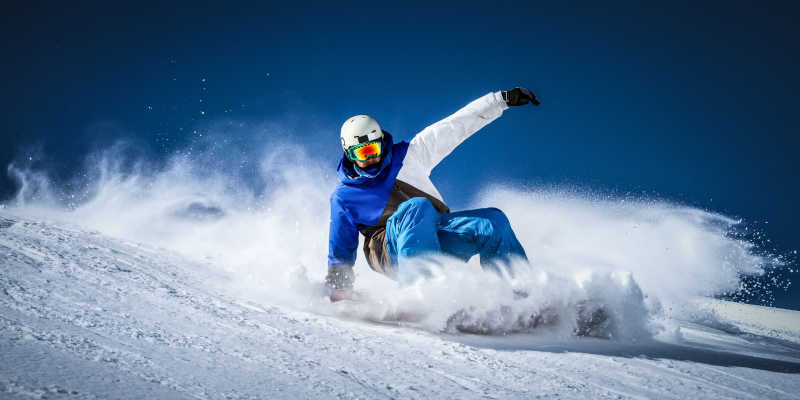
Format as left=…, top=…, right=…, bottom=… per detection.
left=483, top=207, right=510, bottom=225
left=391, top=197, right=439, bottom=225
left=401, top=197, right=436, bottom=212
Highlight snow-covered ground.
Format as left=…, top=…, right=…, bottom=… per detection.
left=2, top=212, right=799, bottom=399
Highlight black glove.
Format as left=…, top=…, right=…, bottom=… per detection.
left=325, top=267, right=356, bottom=303
left=325, top=266, right=354, bottom=290
left=502, top=87, right=540, bottom=107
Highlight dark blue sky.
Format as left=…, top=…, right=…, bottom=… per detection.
left=1, top=2, right=798, bottom=307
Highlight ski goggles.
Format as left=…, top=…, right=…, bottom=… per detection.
left=346, top=140, right=382, bottom=162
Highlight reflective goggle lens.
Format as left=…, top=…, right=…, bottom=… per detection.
left=348, top=140, right=382, bottom=161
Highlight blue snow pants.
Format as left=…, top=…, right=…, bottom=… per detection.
left=385, top=197, right=528, bottom=280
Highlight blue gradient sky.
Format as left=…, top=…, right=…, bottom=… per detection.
left=1, top=2, right=798, bottom=308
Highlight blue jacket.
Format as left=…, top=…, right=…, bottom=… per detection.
left=327, top=91, right=510, bottom=270
left=328, top=133, right=409, bottom=268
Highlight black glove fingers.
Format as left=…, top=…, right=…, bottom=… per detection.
left=503, top=86, right=539, bottom=106
left=520, top=88, right=539, bottom=106
left=529, top=93, right=540, bottom=106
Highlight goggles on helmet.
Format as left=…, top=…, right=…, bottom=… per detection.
left=346, top=139, right=382, bottom=162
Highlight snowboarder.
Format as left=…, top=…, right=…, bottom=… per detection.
left=327, top=88, right=540, bottom=302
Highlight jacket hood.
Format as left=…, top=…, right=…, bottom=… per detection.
left=337, top=131, right=395, bottom=186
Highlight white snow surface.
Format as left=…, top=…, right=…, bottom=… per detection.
left=1, top=212, right=799, bottom=399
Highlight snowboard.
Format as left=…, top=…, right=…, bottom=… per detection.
left=333, top=294, right=613, bottom=338
left=444, top=300, right=612, bottom=337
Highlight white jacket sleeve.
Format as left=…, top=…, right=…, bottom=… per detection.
left=406, top=91, right=509, bottom=174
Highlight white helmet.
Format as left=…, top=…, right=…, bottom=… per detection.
left=340, top=115, right=383, bottom=151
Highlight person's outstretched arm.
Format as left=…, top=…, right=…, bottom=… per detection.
left=405, top=87, right=539, bottom=174
left=326, top=194, right=358, bottom=297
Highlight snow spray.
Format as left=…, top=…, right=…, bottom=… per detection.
left=3, top=139, right=778, bottom=339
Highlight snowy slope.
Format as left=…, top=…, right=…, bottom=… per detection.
left=2, top=213, right=799, bottom=399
